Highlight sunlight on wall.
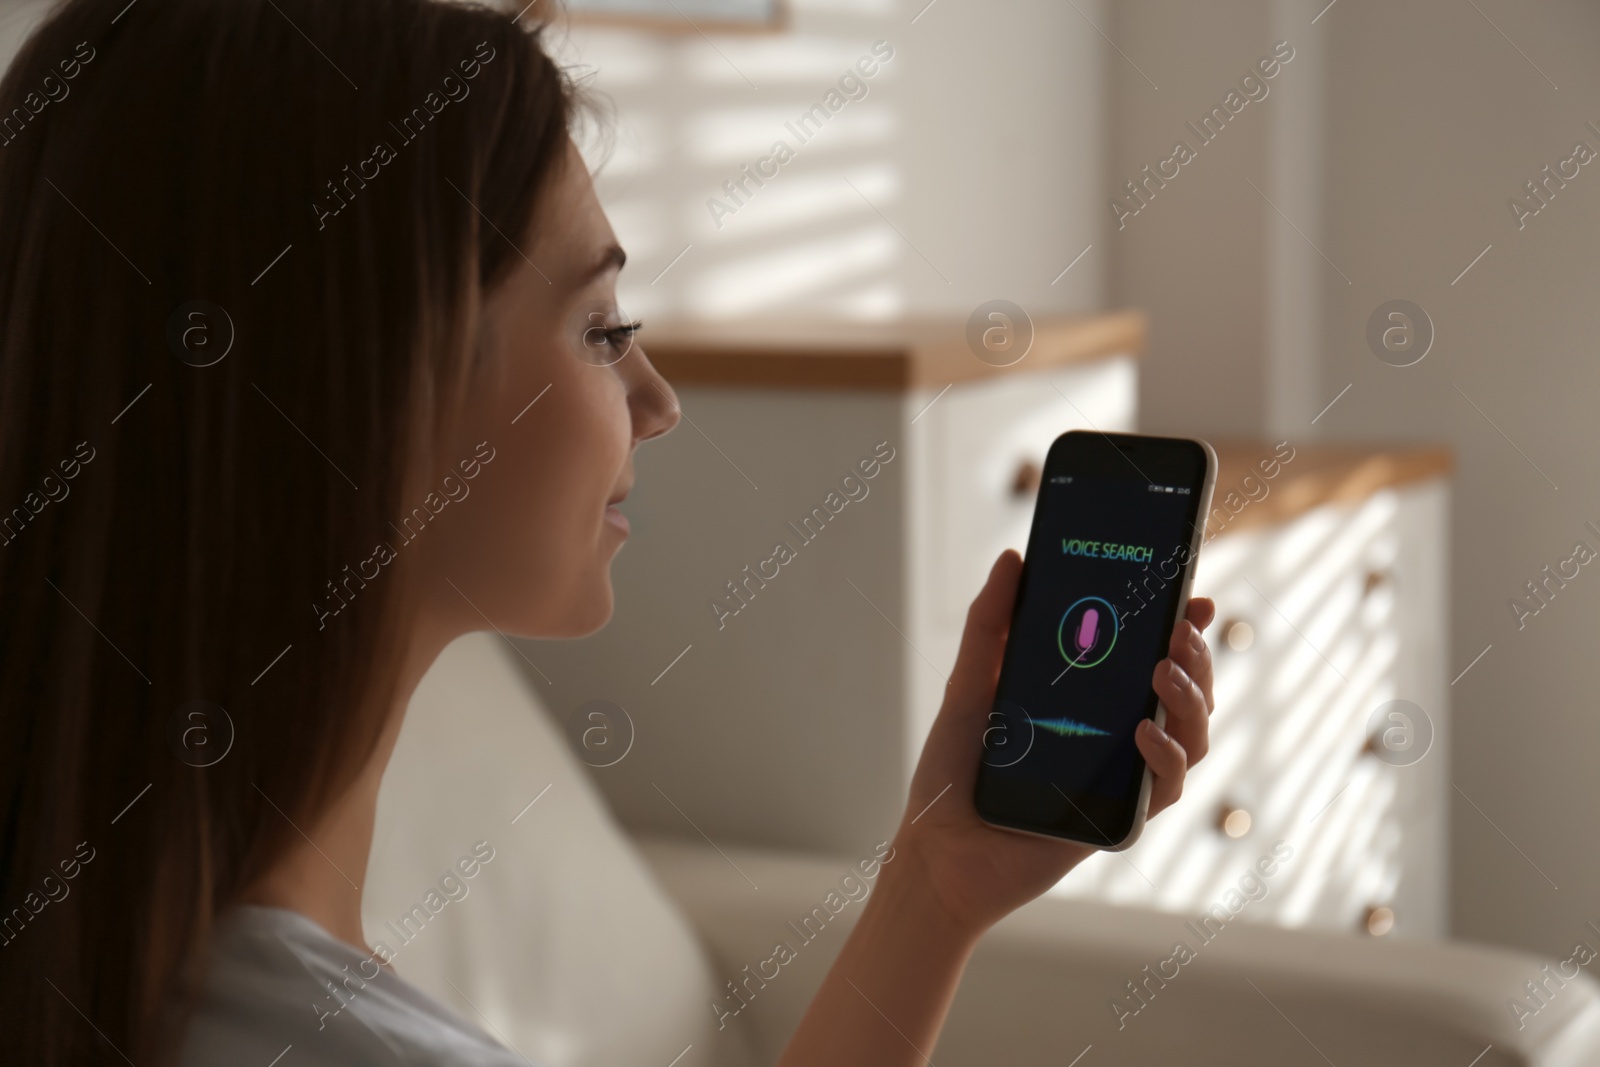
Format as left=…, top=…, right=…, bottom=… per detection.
left=550, top=5, right=902, bottom=325
left=548, top=0, right=1108, bottom=324
left=688, top=224, right=899, bottom=317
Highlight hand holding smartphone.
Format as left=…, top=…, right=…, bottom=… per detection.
left=973, top=431, right=1217, bottom=850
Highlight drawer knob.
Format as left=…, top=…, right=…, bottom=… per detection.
left=1012, top=459, right=1042, bottom=498
left=1217, top=805, right=1252, bottom=838
left=1363, top=905, right=1395, bottom=936
left=1220, top=618, right=1254, bottom=652
left=1363, top=569, right=1393, bottom=597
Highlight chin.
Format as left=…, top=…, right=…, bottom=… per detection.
left=562, top=573, right=615, bottom=638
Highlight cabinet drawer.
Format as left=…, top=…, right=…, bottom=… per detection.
left=925, top=357, right=1136, bottom=626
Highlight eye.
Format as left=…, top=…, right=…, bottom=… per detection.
left=606, top=319, right=642, bottom=352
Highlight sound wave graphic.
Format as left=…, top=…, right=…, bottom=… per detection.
left=1028, top=716, right=1112, bottom=739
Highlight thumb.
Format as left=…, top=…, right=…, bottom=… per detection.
left=928, top=549, right=1023, bottom=751
left=948, top=548, right=1023, bottom=705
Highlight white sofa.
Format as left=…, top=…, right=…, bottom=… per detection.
left=367, top=632, right=1600, bottom=1067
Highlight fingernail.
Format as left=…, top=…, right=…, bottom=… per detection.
left=1168, top=660, right=1192, bottom=690
left=1143, top=719, right=1171, bottom=744
left=1184, top=620, right=1205, bottom=655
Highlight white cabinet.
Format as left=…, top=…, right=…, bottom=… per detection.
left=1048, top=458, right=1451, bottom=939
left=923, top=361, right=1138, bottom=626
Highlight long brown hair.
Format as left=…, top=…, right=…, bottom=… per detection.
left=0, top=0, right=581, bottom=1061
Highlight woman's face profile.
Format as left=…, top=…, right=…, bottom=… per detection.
left=415, top=138, right=679, bottom=642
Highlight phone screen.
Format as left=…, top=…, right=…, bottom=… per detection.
left=974, top=432, right=1209, bottom=845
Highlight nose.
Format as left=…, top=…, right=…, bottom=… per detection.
left=627, top=342, right=680, bottom=444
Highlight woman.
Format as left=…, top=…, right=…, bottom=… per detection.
left=0, top=0, right=1218, bottom=1064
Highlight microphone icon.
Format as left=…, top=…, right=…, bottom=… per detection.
left=1074, top=607, right=1099, bottom=660
left=1058, top=597, right=1116, bottom=669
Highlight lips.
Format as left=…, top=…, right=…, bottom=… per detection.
left=604, top=499, right=630, bottom=535
left=605, top=477, right=632, bottom=536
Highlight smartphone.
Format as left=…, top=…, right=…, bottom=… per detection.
left=973, top=431, right=1217, bottom=850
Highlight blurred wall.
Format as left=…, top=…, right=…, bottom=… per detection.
left=546, top=0, right=1107, bottom=323
left=1112, top=0, right=1600, bottom=958
left=1107, top=0, right=1324, bottom=438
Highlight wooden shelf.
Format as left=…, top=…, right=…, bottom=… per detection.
left=1209, top=441, right=1453, bottom=536
left=639, top=310, right=1147, bottom=391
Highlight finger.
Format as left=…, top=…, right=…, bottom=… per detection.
left=913, top=550, right=1023, bottom=801
left=1186, top=597, right=1218, bottom=714
left=1169, top=616, right=1216, bottom=714
left=1136, top=718, right=1188, bottom=816
left=1152, top=657, right=1210, bottom=765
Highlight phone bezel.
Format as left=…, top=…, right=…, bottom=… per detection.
left=972, top=431, right=1217, bottom=850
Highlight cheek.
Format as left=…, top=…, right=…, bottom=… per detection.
left=504, top=391, right=616, bottom=541
left=425, top=364, right=628, bottom=636
left=525, top=362, right=631, bottom=518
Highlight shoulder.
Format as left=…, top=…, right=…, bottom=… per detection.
left=176, top=906, right=530, bottom=1067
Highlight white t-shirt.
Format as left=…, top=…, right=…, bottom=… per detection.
left=179, top=905, right=532, bottom=1066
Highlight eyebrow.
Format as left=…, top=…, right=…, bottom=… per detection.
left=573, top=244, right=626, bottom=289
